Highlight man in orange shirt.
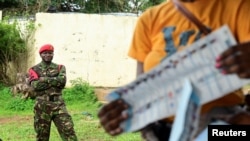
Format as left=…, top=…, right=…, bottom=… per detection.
left=98, top=0, right=250, bottom=140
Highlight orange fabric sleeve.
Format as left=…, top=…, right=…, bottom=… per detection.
left=235, top=2, right=250, bottom=43
left=128, top=10, right=152, bottom=63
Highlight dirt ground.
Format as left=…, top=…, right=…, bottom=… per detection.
left=0, top=115, right=32, bottom=125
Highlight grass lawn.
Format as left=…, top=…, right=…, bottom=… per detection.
left=0, top=93, right=141, bottom=141
left=0, top=101, right=141, bottom=141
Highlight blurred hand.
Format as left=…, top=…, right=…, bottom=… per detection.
left=215, top=41, right=250, bottom=78
left=228, top=112, right=250, bottom=124
left=98, top=99, right=129, bottom=136
left=214, top=41, right=250, bottom=124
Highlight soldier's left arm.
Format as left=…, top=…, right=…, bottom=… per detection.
left=46, top=65, right=67, bottom=88
left=29, top=68, right=52, bottom=91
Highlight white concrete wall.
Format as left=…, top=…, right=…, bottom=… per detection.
left=32, top=13, right=138, bottom=87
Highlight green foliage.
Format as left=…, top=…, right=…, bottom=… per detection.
left=0, top=0, right=19, bottom=8
left=0, top=20, right=26, bottom=62
left=0, top=19, right=25, bottom=84
left=0, top=85, right=12, bottom=100
left=140, top=0, right=165, bottom=11
left=0, top=17, right=35, bottom=85
left=1, top=0, right=165, bottom=16
left=63, top=78, right=101, bottom=108
left=5, top=96, right=35, bottom=111
left=0, top=85, right=34, bottom=111
left=82, top=0, right=130, bottom=13
left=0, top=83, right=5, bottom=90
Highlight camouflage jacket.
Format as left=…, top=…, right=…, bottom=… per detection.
left=28, top=61, right=66, bottom=96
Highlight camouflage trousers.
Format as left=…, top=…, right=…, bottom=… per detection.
left=34, top=99, right=78, bottom=141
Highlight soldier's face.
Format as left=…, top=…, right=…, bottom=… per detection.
left=40, top=51, right=54, bottom=63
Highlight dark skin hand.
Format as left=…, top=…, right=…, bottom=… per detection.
left=214, top=112, right=250, bottom=125
left=215, top=41, right=250, bottom=125
left=227, top=112, right=250, bottom=125
left=98, top=62, right=144, bottom=136
left=215, top=41, right=250, bottom=78
left=98, top=99, right=129, bottom=136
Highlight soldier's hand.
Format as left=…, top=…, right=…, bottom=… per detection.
left=98, top=99, right=129, bottom=136
left=39, top=77, right=48, bottom=82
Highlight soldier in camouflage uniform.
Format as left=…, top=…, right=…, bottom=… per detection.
left=28, top=44, right=78, bottom=141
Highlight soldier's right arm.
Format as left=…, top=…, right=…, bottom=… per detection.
left=28, top=68, right=51, bottom=91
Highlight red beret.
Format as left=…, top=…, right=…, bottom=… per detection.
left=39, top=44, right=54, bottom=54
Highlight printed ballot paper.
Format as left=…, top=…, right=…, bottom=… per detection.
left=106, top=25, right=250, bottom=132
left=169, top=79, right=201, bottom=141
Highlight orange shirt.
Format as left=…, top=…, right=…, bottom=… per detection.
left=128, top=0, right=250, bottom=115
